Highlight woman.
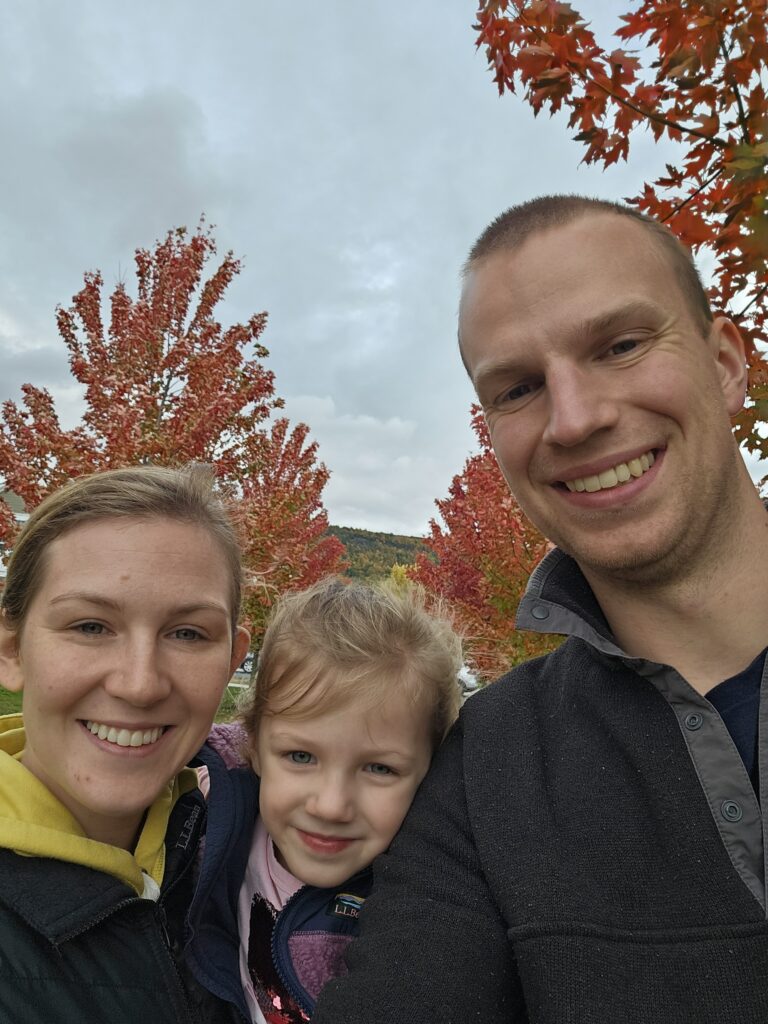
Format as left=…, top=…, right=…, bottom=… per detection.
left=0, top=464, right=250, bottom=1022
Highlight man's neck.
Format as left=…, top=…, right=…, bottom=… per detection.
left=582, top=496, right=768, bottom=695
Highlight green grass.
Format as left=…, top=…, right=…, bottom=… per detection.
left=214, top=684, right=242, bottom=723
left=0, top=681, right=243, bottom=722
left=0, top=688, right=22, bottom=716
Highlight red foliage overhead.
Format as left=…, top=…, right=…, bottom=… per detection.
left=475, top=0, right=768, bottom=463
left=410, top=407, right=559, bottom=681
left=0, top=220, right=345, bottom=642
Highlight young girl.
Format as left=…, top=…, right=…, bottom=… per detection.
left=0, top=464, right=250, bottom=1023
left=188, top=577, right=463, bottom=1023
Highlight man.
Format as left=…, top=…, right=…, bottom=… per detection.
left=313, top=197, right=768, bottom=1022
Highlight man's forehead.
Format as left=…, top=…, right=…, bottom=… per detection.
left=461, top=213, right=675, bottom=320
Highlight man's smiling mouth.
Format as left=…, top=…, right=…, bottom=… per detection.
left=561, top=449, right=656, bottom=494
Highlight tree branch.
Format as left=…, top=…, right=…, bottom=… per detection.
left=719, top=30, right=751, bottom=146
left=588, top=77, right=727, bottom=148
left=660, top=165, right=724, bottom=224
left=739, top=282, right=768, bottom=319
left=508, top=2, right=729, bottom=148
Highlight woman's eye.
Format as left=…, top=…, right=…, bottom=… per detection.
left=366, top=762, right=395, bottom=776
left=171, top=627, right=204, bottom=641
left=74, top=621, right=107, bottom=636
left=288, top=750, right=314, bottom=765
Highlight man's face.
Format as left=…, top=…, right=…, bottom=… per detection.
left=459, top=214, right=748, bottom=583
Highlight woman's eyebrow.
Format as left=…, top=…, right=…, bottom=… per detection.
left=48, top=591, right=229, bottom=617
left=49, top=591, right=122, bottom=610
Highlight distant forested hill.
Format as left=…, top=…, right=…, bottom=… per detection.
left=328, top=525, right=430, bottom=581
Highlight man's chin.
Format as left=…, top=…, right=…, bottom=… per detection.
left=555, top=529, right=690, bottom=588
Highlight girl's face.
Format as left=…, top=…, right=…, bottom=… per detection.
left=0, top=515, right=249, bottom=849
left=252, top=685, right=433, bottom=888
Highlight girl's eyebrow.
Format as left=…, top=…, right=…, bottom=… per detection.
left=268, top=730, right=419, bottom=763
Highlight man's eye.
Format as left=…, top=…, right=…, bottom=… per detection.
left=366, top=762, right=395, bottom=776
left=288, top=751, right=314, bottom=765
left=607, top=338, right=639, bottom=356
left=499, top=380, right=538, bottom=405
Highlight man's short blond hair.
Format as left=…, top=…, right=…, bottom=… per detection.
left=464, top=194, right=713, bottom=335
left=239, top=577, right=463, bottom=749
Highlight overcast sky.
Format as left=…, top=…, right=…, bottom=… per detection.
left=1, top=1, right=762, bottom=533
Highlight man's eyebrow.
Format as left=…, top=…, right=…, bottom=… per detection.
left=579, top=299, right=667, bottom=338
left=472, top=355, right=529, bottom=396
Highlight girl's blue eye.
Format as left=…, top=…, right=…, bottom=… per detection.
left=366, top=762, right=395, bottom=776
left=288, top=751, right=314, bottom=765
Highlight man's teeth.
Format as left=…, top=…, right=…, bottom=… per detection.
left=565, top=451, right=655, bottom=493
left=85, top=721, right=164, bottom=747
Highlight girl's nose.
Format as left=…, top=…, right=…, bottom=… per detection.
left=306, top=774, right=355, bottom=823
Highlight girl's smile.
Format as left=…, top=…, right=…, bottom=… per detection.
left=253, top=689, right=433, bottom=888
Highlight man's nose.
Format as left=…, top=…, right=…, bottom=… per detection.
left=542, top=366, right=620, bottom=448
left=103, top=639, right=171, bottom=707
left=306, top=772, right=355, bottom=824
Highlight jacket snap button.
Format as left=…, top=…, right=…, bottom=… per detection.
left=684, top=712, right=703, bottom=731
left=531, top=605, right=549, bottom=620
left=721, top=800, right=743, bottom=823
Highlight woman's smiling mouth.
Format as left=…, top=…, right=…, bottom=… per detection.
left=82, top=720, right=167, bottom=748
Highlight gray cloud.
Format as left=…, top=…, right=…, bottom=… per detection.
left=2, top=0, right=763, bottom=532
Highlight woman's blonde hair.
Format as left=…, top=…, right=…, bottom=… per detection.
left=240, top=576, right=463, bottom=749
left=2, top=464, right=243, bottom=632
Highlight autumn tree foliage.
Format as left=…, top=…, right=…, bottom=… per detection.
left=410, top=407, right=558, bottom=681
left=0, top=221, right=345, bottom=643
left=475, top=0, right=768, bottom=463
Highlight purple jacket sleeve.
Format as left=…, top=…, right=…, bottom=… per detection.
left=205, top=721, right=251, bottom=769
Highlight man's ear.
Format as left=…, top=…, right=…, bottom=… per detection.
left=709, top=316, right=749, bottom=416
left=229, top=626, right=251, bottom=679
left=0, top=616, right=24, bottom=694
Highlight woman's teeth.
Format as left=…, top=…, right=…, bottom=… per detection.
left=564, top=450, right=655, bottom=493
left=85, top=721, right=164, bottom=747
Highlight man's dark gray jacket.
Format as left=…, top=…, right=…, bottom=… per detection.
left=314, top=549, right=768, bottom=1023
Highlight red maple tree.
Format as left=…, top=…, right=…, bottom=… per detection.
left=0, top=220, right=345, bottom=643
left=475, top=0, right=768, bottom=465
left=410, top=407, right=559, bottom=681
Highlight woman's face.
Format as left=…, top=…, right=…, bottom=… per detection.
left=0, top=515, right=249, bottom=849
